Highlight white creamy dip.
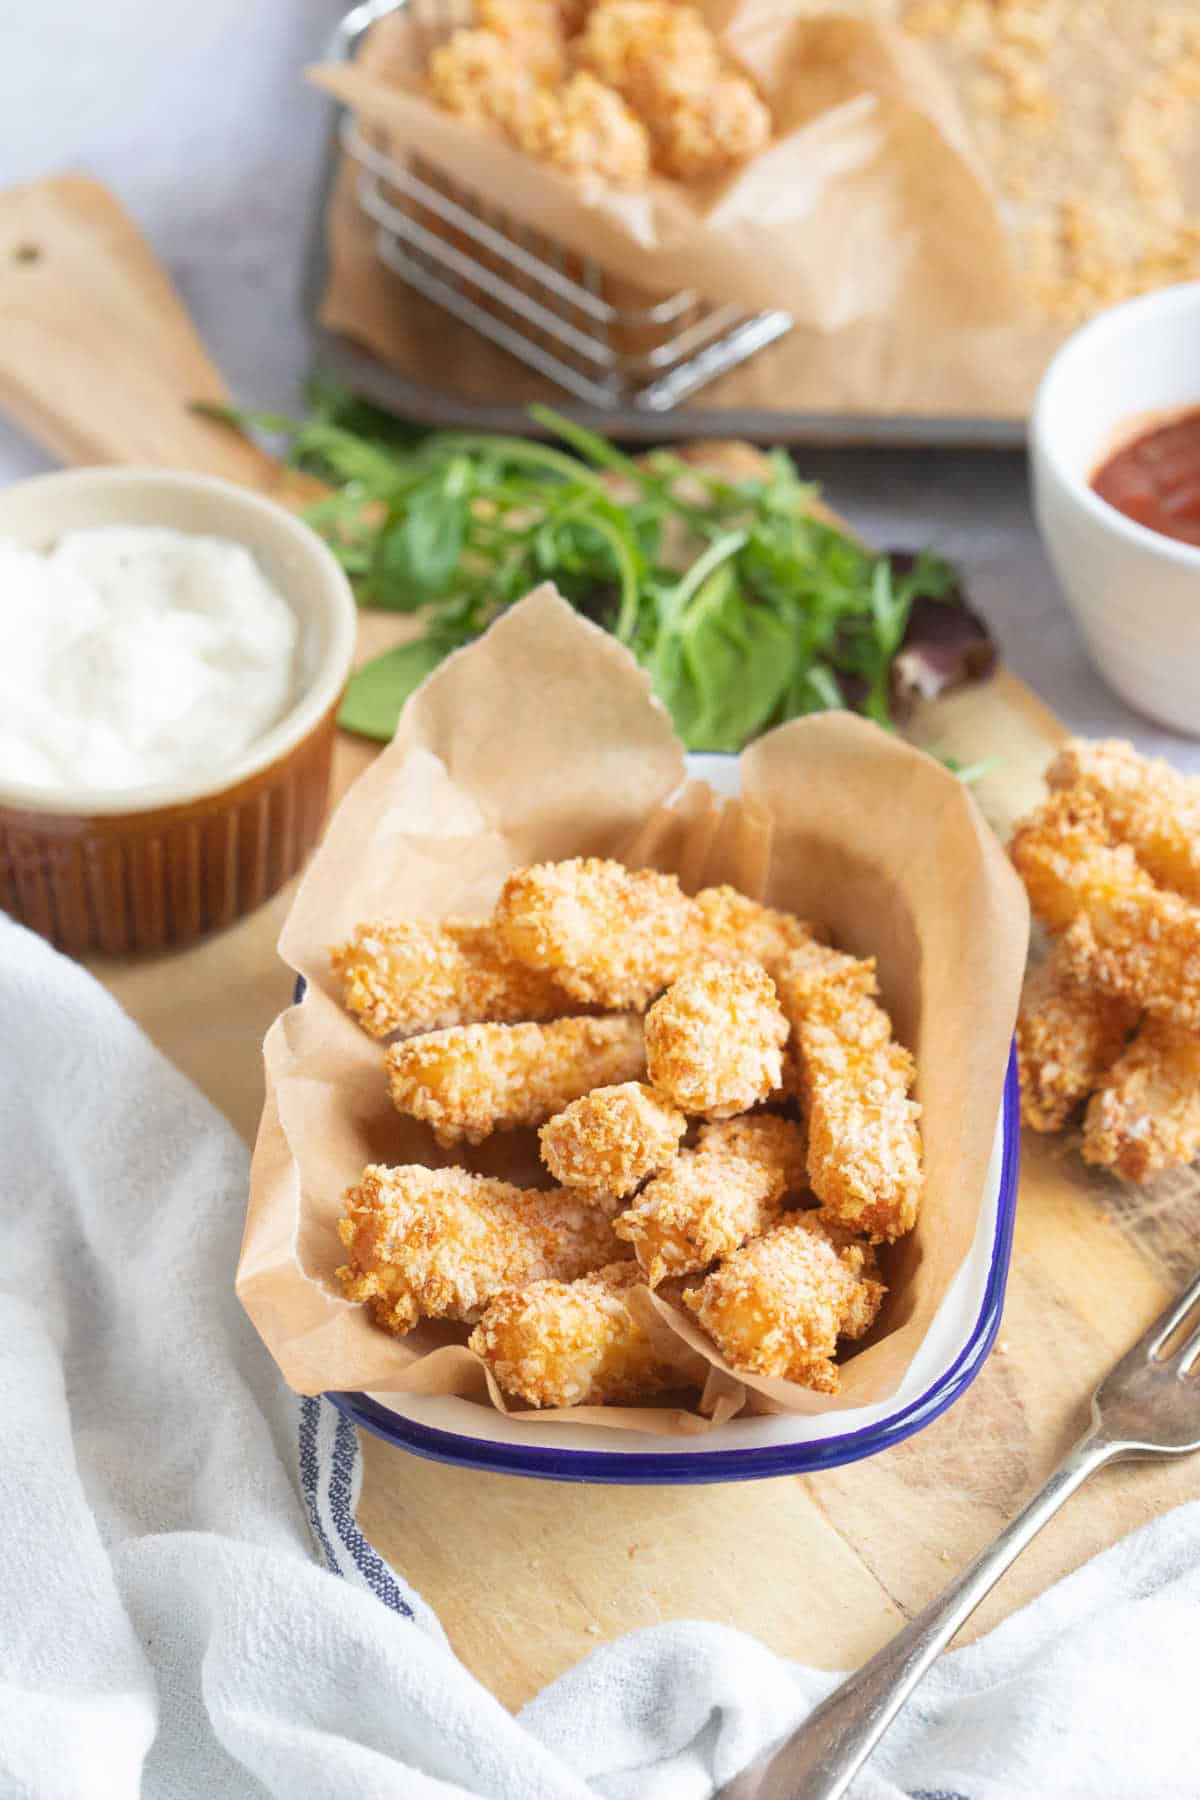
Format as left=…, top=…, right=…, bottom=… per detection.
left=0, top=527, right=299, bottom=794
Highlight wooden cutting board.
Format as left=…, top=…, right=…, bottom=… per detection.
left=2, top=174, right=1196, bottom=1712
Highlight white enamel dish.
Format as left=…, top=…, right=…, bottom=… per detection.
left=321, top=754, right=1020, bottom=1484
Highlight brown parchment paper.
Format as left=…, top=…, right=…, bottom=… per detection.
left=310, top=4, right=1018, bottom=329
left=239, top=586, right=1029, bottom=1431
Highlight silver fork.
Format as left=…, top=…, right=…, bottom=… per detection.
left=719, top=1269, right=1200, bottom=1800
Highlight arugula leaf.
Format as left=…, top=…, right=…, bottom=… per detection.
left=205, top=389, right=984, bottom=751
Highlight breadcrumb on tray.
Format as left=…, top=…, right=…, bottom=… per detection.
left=385, top=1014, right=646, bottom=1146
left=336, top=1164, right=621, bottom=1334
left=644, top=959, right=789, bottom=1119
left=775, top=941, right=922, bottom=1242
left=469, top=1260, right=694, bottom=1406
left=683, top=1212, right=885, bottom=1392
left=539, top=1081, right=686, bottom=1196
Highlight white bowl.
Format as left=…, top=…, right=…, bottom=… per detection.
left=1030, top=282, right=1200, bottom=736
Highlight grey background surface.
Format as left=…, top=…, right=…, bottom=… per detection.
left=2, top=0, right=1195, bottom=770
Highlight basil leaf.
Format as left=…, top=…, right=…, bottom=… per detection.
left=338, top=636, right=450, bottom=741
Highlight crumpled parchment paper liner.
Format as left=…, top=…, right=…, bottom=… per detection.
left=239, top=586, right=1028, bottom=1431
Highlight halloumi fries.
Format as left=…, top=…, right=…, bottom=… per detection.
left=1083, top=1018, right=1200, bottom=1182
left=690, top=885, right=818, bottom=977
left=776, top=942, right=922, bottom=1241
left=331, top=918, right=569, bottom=1040
left=385, top=1014, right=645, bottom=1146
left=469, top=1260, right=694, bottom=1407
left=683, top=1213, right=885, bottom=1392
left=539, top=1081, right=686, bottom=1197
left=337, top=1165, right=621, bottom=1334
left=1010, top=789, right=1200, bottom=1026
left=613, top=1146, right=788, bottom=1285
left=1047, top=738, right=1200, bottom=904
left=694, top=1113, right=809, bottom=1190
left=644, top=960, right=788, bottom=1118
left=495, top=856, right=697, bottom=1009
left=1017, top=944, right=1138, bottom=1133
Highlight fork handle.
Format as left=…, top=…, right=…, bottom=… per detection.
left=719, top=1431, right=1118, bottom=1800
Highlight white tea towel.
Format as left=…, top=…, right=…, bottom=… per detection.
left=1, top=912, right=1198, bottom=1800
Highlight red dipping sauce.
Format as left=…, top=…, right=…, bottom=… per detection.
left=1092, top=408, right=1200, bottom=546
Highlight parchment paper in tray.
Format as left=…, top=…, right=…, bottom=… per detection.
left=238, top=587, right=1028, bottom=1433
left=310, top=4, right=1018, bottom=329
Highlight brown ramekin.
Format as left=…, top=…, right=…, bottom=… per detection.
left=0, top=468, right=357, bottom=956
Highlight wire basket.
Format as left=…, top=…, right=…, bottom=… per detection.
left=331, top=0, right=793, bottom=412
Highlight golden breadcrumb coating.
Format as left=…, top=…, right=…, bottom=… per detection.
left=1046, top=737, right=1200, bottom=904
left=775, top=942, right=923, bottom=1242
left=575, top=0, right=769, bottom=180
left=469, top=1260, right=692, bottom=1406
left=695, top=1112, right=809, bottom=1192
left=577, top=0, right=722, bottom=112
left=613, top=1146, right=786, bottom=1285
left=539, top=1081, right=685, bottom=1196
left=385, top=1014, right=646, bottom=1147
left=1010, top=790, right=1200, bottom=1027
left=644, top=960, right=788, bottom=1119
left=336, top=1164, right=620, bottom=1334
left=515, top=72, right=651, bottom=187
left=427, top=28, right=534, bottom=132
left=495, top=857, right=698, bottom=1009
left=330, top=918, right=569, bottom=1040
left=1017, top=945, right=1138, bottom=1133
left=652, top=75, right=771, bottom=181
left=1082, top=1017, right=1200, bottom=1183
left=475, top=0, right=567, bottom=83
left=691, top=886, right=818, bottom=977
left=683, top=1212, right=885, bottom=1392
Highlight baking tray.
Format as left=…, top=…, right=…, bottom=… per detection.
left=304, top=0, right=1025, bottom=449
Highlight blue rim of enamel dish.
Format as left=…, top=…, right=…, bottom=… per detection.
left=310, top=946, right=1019, bottom=1481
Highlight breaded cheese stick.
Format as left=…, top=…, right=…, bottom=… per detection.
left=539, top=1082, right=686, bottom=1197
left=1017, top=944, right=1138, bottom=1132
left=1010, top=790, right=1200, bottom=1026
left=695, top=1113, right=808, bottom=1190
left=613, top=1147, right=786, bottom=1285
left=331, top=919, right=569, bottom=1040
left=1083, top=1018, right=1200, bottom=1183
left=644, top=960, right=788, bottom=1119
left=690, top=886, right=818, bottom=977
left=775, top=942, right=922, bottom=1241
left=1047, top=738, right=1200, bottom=904
left=494, top=857, right=697, bottom=1009
left=469, top=1261, right=694, bottom=1407
left=385, top=1014, right=646, bottom=1146
left=336, top=1165, right=620, bottom=1334
left=683, top=1212, right=884, bottom=1392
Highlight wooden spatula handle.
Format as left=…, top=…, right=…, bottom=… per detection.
left=0, top=175, right=320, bottom=503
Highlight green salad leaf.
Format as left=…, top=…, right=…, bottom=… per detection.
left=201, top=388, right=981, bottom=752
